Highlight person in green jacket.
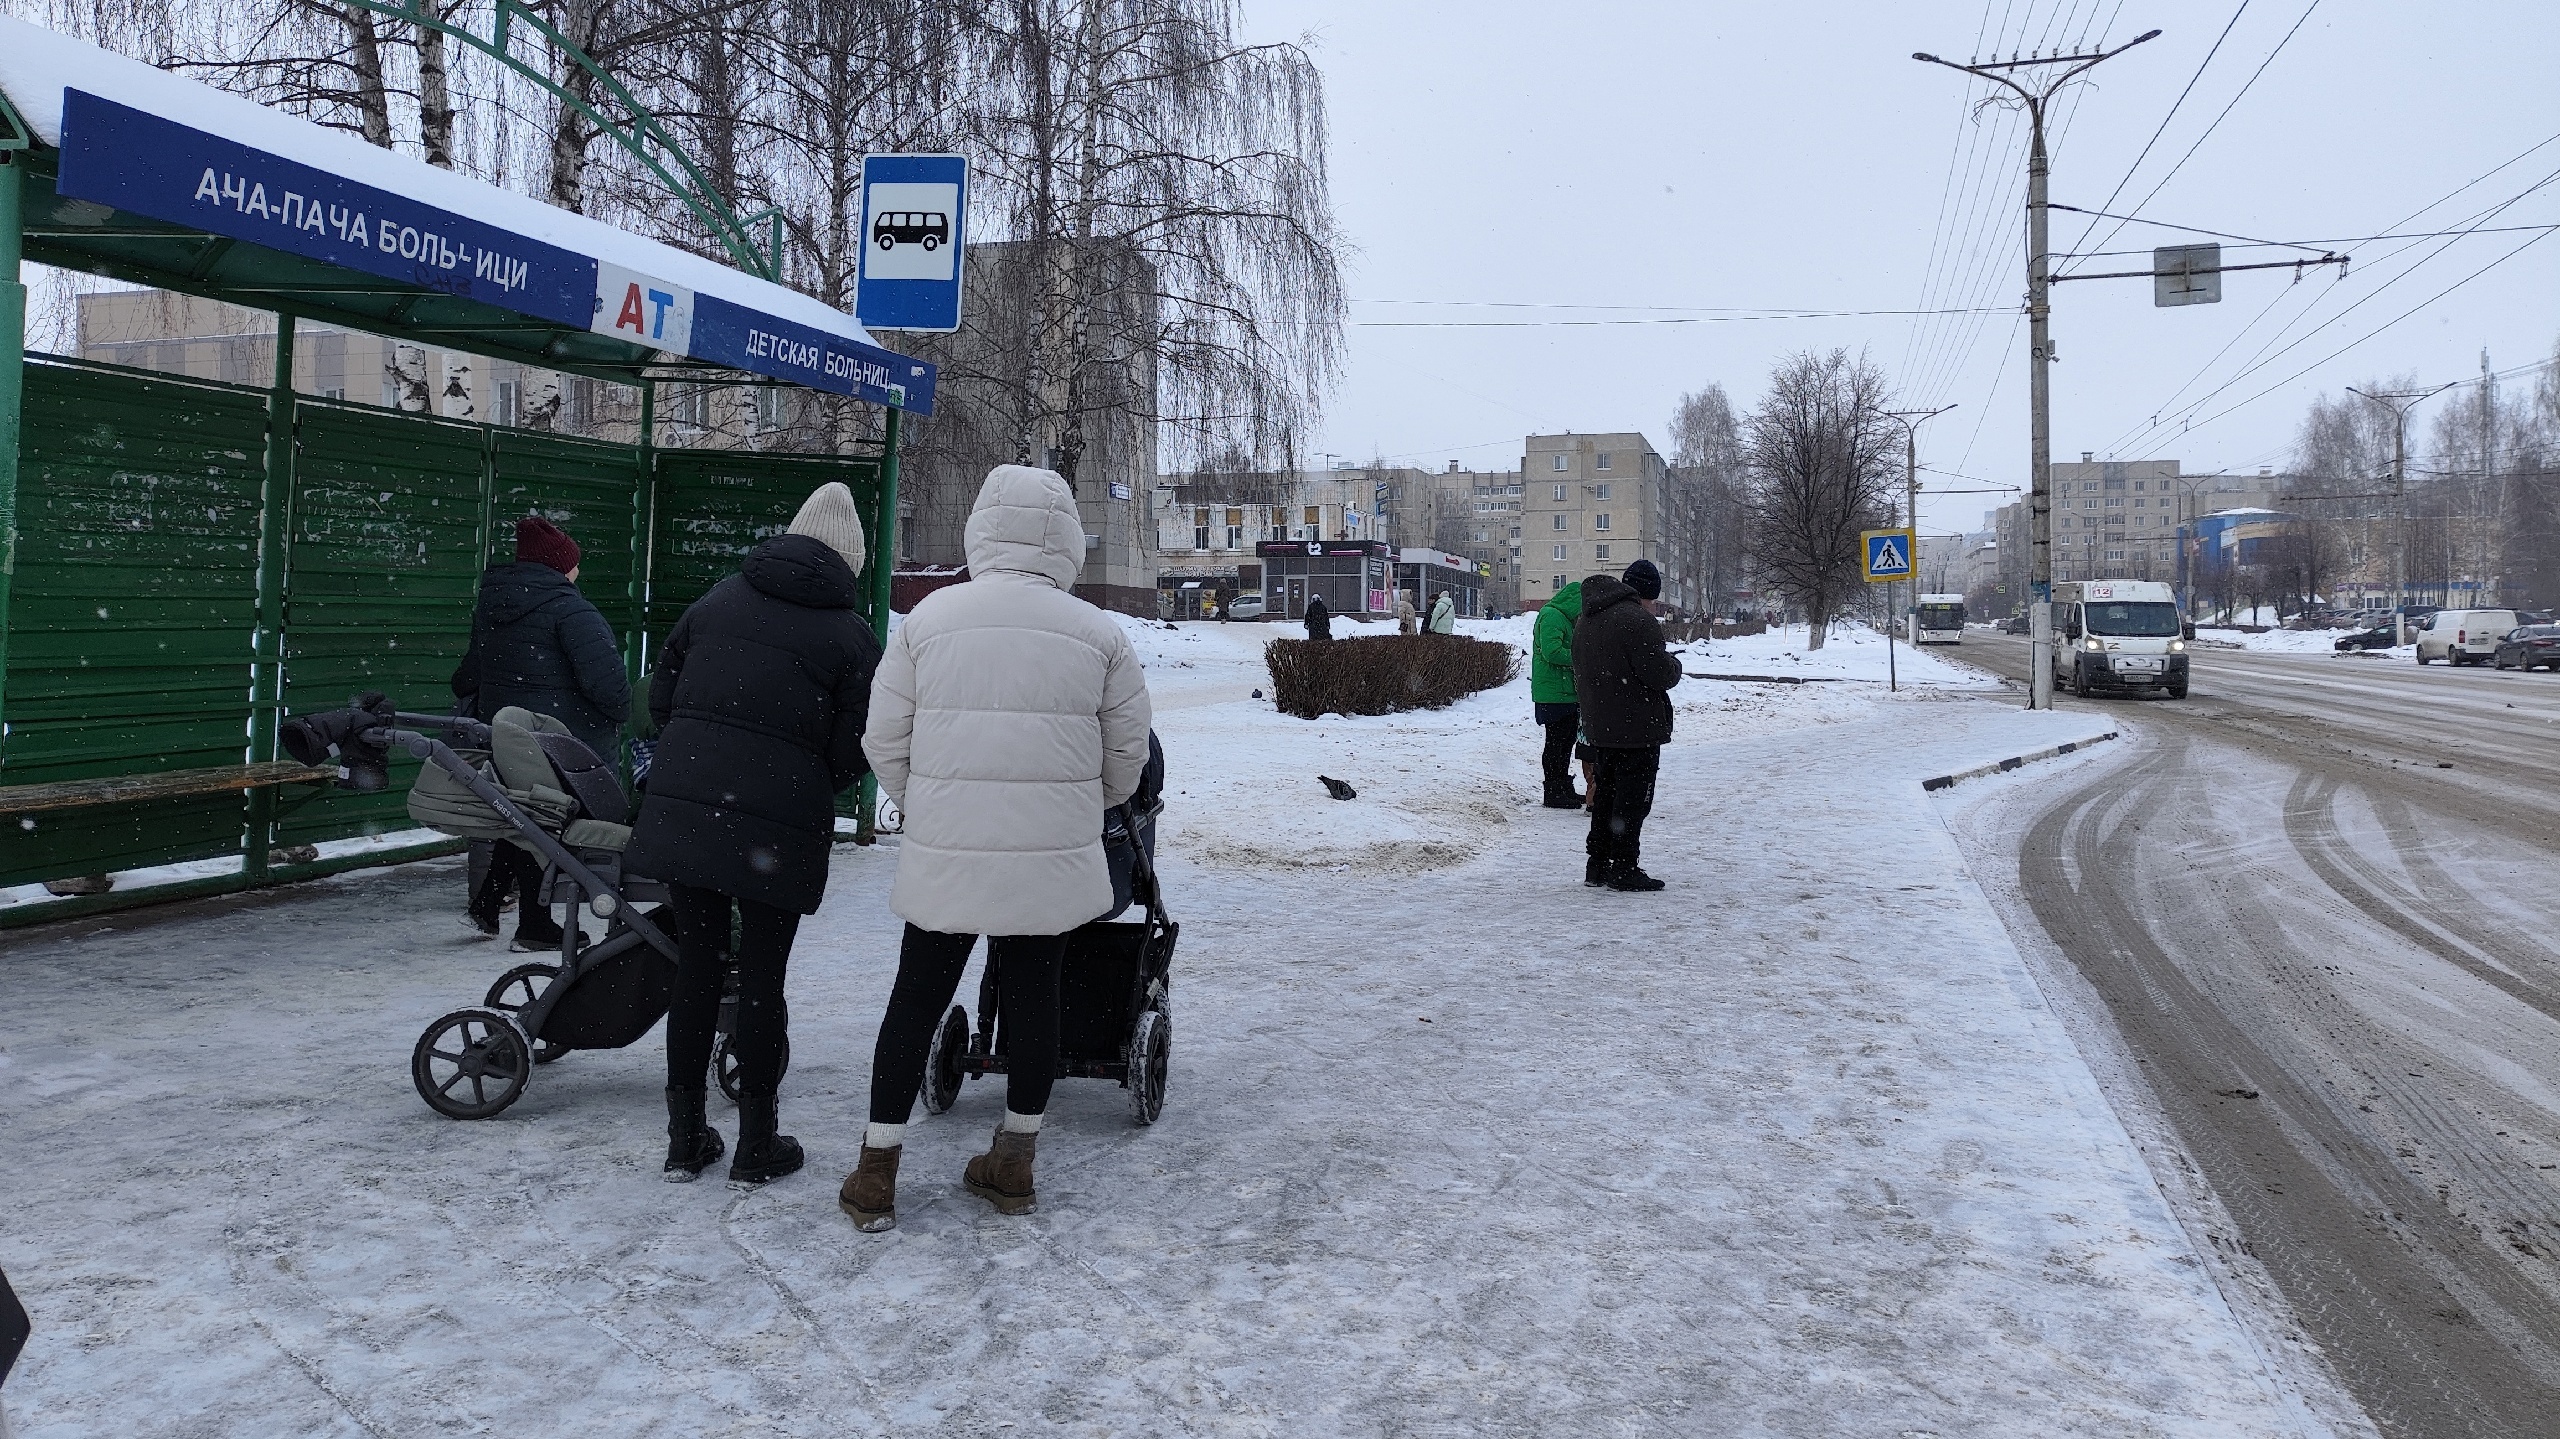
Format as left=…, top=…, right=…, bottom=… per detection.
left=1531, top=581, right=1585, bottom=808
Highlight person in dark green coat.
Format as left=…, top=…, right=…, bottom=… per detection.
left=1530, top=581, right=1585, bottom=808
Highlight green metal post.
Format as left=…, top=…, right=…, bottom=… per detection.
left=625, top=380, right=654, bottom=787
left=855, top=404, right=901, bottom=843
left=244, top=314, right=297, bottom=881
left=0, top=155, right=25, bottom=767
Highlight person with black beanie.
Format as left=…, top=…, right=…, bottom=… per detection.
left=1571, top=559, right=1682, bottom=891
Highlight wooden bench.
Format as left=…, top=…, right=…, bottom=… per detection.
left=0, top=761, right=337, bottom=817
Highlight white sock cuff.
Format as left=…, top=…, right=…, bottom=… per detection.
left=864, top=1121, right=906, bottom=1149
left=1001, top=1109, right=1045, bottom=1134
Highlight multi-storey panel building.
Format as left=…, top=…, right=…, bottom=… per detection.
left=1519, top=432, right=1682, bottom=607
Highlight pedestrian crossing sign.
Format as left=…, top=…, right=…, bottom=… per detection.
left=1863, top=529, right=1915, bottom=583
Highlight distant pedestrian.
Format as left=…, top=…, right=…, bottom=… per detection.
left=1396, top=591, right=1417, bottom=635
left=452, top=515, right=629, bottom=949
left=1304, top=594, right=1332, bottom=641
left=1427, top=591, right=1456, bottom=634
left=1572, top=559, right=1682, bottom=892
left=1530, top=580, right=1584, bottom=808
left=625, top=482, right=882, bottom=1186
left=840, top=466, right=1153, bottom=1231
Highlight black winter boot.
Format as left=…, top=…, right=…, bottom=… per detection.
left=729, top=1091, right=805, bottom=1185
left=663, top=1087, right=725, bottom=1182
left=1585, top=856, right=1609, bottom=887
left=1607, top=865, right=1666, bottom=892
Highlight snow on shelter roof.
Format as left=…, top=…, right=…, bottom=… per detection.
left=0, top=16, right=934, bottom=413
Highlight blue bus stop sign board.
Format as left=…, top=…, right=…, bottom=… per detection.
left=1863, top=529, right=1915, bottom=583
left=856, top=153, right=968, bottom=333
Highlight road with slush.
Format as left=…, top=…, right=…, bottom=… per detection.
left=1952, top=631, right=2560, bottom=1439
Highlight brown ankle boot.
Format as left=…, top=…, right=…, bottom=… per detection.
left=837, top=1144, right=902, bottom=1232
left=962, top=1127, right=1038, bottom=1215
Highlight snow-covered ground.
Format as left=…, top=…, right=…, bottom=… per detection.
left=0, top=614, right=2344, bottom=1437
left=2192, top=626, right=2434, bottom=661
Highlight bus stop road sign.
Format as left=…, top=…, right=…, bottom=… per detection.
left=857, top=153, right=968, bottom=333
left=1863, top=529, right=1915, bottom=584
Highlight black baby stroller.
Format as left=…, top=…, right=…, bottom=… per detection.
left=285, top=695, right=692, bottom=1119
left=923, top=738, right=1179, bottom=1124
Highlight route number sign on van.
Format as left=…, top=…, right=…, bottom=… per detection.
left=1863, top=529, right=1915, bottom=584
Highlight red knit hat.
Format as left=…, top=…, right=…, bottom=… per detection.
left=516, top=515, right=581, bottom=575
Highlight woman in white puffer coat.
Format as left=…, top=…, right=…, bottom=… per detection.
left=839, top=465, right=1153, bottom=1231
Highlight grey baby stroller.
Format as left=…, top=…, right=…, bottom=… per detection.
left=285, top=695, right=692, bottom=1119
left=925, top=735, right=1178, bottom=1124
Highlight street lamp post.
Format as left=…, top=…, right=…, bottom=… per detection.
left=2347, top=383, right=2455, bottom=645
left=1915, top=30, right=2161, bottom=711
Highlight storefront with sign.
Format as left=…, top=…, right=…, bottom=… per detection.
left=1393, top=547, right=1486, bottom=621
left=1254, top=539, right=1392, bottom=621
left=0, top=18, right=937, bottom=918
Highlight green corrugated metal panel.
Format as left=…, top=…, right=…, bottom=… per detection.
left=648, top=449, right=883, bottom=642
left=489, top=430, right=643, bottom=646
left=647, top=448, right=883, bottom=819
left=271, top=401, right=489, bottom=845
left=0, top=360, right=268, bottom=886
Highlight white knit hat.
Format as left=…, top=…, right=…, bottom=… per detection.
left=788, top=482, right=867, bottom=576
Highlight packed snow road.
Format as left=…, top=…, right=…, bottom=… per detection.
left=0, top=619, right=2346, bottom=1437
left=1948, top=632, right=2560, bottom=1438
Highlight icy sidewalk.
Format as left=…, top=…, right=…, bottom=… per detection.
left=0, top=655, right=2314, bottom=1437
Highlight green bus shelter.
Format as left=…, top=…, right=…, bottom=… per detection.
left=0, top=19, right=935, bottom=925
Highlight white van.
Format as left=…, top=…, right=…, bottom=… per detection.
left=2051, top=579, right=2189, bottom=699
left=2415, top=608, right=2519, bottom=666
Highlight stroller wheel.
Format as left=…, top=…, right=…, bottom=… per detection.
left=483, top=963, right=568, bottom=1065
left=713, top=1030, right=789, bottom=1106
left=1127, top=1007, right=1170, bottom=1126
left=923, top=1005, right=968, bottom=1115
left=412, top=1008, right=532, bottom=1120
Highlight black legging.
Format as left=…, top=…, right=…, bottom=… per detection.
left=468, top=841, right=546, bottom=923
left=664, top=882, right=801, bottom=1094
left=870, top=926, right=1064, bottom=1124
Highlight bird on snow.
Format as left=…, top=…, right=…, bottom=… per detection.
left=1319, top=775, right=1357, bottom=800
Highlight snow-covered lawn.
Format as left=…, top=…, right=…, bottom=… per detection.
left=2194, top=627, right=2368, bottom=656
left=0, top=615, right=2330, bottom=1437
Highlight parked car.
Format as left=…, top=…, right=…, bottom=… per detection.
left=2334, top=625, right=2400, bottom=652
left=2415, top=608, right=2521, bottom=666
left=1225, top=591, right=1267, bottom=621
left=2002, top=612, right=2032, bottom=635
left=2516, top=609, right=2554, bottom=625
left=2492, top=624, right=2560, bottom=671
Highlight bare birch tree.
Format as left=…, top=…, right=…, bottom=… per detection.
left=961, top=0, right=1343, bottom=490
left=1740, top=350, right=1897, bottom=650
left=1666, top=384, right=1748, bottom=618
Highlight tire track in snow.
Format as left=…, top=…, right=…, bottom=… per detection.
left=2019, top=735, right=2560, bottom=1437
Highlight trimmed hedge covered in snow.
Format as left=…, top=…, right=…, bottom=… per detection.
left=1263, top=634, right=1519, bottom=719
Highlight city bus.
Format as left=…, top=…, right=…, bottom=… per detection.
left=1910, top=594, right=1966, bottom=645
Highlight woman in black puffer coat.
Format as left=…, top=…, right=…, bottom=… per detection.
left=623, top=483, right=881, bottom=1186
left=453, top=516, right=629, bottom=948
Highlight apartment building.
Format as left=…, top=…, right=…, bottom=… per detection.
left=1520, top=432, right=1679, bottom=605
left=1378, top=461, right=1522, bottom=612
left=1996, top=455, right=2295, bottom=591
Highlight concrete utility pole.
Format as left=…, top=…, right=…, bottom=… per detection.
left=1916, top=29, right=2160, bottom=710
left=2347, top=383, right=2454, bottom=645
left=1874, top=404, right=1958, bottom=693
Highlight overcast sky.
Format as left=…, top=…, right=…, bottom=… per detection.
left=1241, top=0, right=2560, bottom=540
